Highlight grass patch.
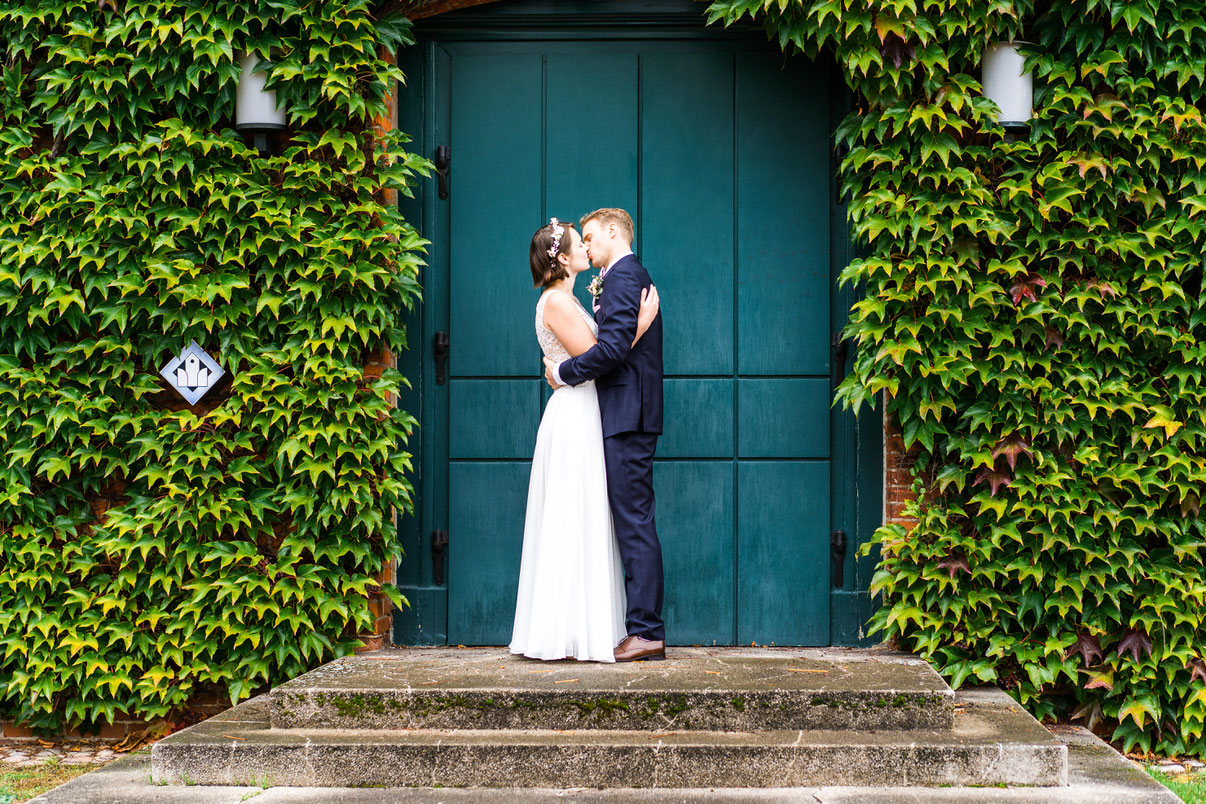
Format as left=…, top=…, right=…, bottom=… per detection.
left=1145, top=765, right=1206, bottom=803
left=0, top=763, right=99, bottom=803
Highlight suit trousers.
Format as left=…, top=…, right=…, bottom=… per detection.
left=603, top=430, right=665, bottom=641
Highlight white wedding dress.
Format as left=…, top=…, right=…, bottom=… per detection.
left=509, top=290, right=627, bottom=662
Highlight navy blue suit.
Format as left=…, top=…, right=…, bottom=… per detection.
left=559, top=254, right=664, bottom=641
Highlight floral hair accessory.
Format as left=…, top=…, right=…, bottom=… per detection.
left=546, top=217, right=564, bottom=264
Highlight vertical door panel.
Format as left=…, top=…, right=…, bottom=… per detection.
left=545, top=55, right=639, bottom=218
left=451, top=54, right=543, bottom=378
left=446, top=53, right=543, bottom=645
left=736, top=52, right=830, bottom=376
left=545, top=53, right=640, bottom=313
left=448, top=462, right=531, bottom=645
left=641, top=52, right=735, bottom=377
left=737, top=461, right=830, bottom=645
left=656, top=461, right=736, bottom=645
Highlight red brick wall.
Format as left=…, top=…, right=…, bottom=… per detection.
left=0, top=695, right=228, bottom=743
left=354, top=47, right=404, bottom=654
left=883, top=403, right=918, bottom=530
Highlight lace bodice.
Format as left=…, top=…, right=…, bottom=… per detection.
left=536, top=290, right=597, bottom=361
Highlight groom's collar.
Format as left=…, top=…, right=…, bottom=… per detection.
left=602, top=251, right=635, bottom=277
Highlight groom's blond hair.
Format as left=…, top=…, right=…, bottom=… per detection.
left=580, top=208, right=634, bottom=244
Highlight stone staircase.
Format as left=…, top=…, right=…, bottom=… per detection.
left=151, top=647, right=1068, bottom=789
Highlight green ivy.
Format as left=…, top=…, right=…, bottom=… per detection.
left=0, top=0, right=428, bottom=731
left=709, top=0, right=1206, bottom=756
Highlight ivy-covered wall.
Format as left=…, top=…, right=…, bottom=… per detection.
left=0, top=1, right=427, bottom=731
left=710, top=0, right=1206, bottom=756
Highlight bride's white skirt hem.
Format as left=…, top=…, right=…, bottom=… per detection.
left=509, top=381, right=626, bottom=665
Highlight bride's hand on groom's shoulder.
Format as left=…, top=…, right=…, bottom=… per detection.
left=635, top=285, right=659, bottom=339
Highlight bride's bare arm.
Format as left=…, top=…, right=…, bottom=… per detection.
left=546, top=285, right=659, bottom=359
left=543, top=293, right=598, bottom=357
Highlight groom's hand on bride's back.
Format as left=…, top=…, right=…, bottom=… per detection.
left=543, top=356, right=564, bottom=390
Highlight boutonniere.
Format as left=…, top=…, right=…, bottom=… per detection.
left=586, top=272, right=604, bottom=299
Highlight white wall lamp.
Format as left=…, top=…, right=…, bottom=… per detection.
left=982, top=42, right=1033, bottom=132
left=235, top=52, right=287, bottom=156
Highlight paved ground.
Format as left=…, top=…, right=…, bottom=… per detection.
left=1, top=744, right=118, bottom=768
left=27, top=725, right=1180, bottom=803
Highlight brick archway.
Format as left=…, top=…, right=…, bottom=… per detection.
left=375, top=0, right=510, bottom=20
left=409, top=0, right=508, bottom=18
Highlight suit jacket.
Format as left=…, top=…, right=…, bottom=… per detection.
left=559, top=254, right=663, bottom=438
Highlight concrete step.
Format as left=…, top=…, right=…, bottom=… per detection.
left=268, top=647, right=954, bottom=732
left=151, top=689, right=1067, bottom=789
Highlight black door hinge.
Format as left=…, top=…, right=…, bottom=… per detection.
left=435, top=145, right=451, bottom=200
left=830, top=529, right=847, bottom=589
left=432, top=529, right=449, bottom=586
left=831, top=332, right=850, bottom=390
left=434, top=331, right=450, bottom=385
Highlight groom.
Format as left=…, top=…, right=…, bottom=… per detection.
left=544, top=208, right=666, bottom=662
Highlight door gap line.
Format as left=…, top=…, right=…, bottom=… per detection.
left=731, top=50, right=740, bottom=646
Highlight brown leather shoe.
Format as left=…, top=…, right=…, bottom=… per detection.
left=614, top=635, right=666, bottom=662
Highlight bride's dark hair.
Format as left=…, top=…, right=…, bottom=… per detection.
left=530, top=219, right=574, bottom=288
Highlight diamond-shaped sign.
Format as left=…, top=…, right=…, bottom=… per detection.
left=160, top=341, right=226, bottom=405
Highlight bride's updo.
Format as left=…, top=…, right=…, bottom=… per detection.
left=530, top=218, right=573, bottom=288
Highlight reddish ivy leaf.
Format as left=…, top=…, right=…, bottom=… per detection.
left=1009, top=274, right=1048, bottom=305
left=991, top=436, right=1033, bottom=471
left=1116, top=628, right=1152, bottom=663
left=1066, top=632, right=1103, bottom=666
left=936, top=553, right=971, bottom=578
left=1070, top=699, right=1103, bottom=730
left=1188, top=658, right=1206, bottom=685
left=973, top=466, right=1012, bottom=496
left=878, top=33, right=914, bottom=69
left=1043, top=325, right=1064, bottom=351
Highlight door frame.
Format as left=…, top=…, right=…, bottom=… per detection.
left=393, top=0, right=882, bottom=647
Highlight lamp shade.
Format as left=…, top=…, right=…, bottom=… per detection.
left=982, top=42, right=1033, bottom=128
left=235, top=52, right=286, bottom=131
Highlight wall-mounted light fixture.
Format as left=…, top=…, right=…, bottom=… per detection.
left=235, top=52, right=287, bottom=156
left=982, top=42, right=1033, bottom=131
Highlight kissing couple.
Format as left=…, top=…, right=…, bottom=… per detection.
left=509, top=208, right=666, bottom=663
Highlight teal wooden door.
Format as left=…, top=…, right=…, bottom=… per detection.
left=428, top=37, right=832, bottom=647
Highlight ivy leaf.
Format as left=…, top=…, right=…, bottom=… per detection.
left=1085, top=280, right=1119, bottom=299
left=1066, top=633, right=1104, bottom=666
left=1142, top=405, right=1182, bottom=438
left=973, top=466, right=1012, bottom=497
left=1008, top=274, right=1048, bottom=305
left=1115, top=629, right=1153, bottom=663
left=1070, top=699, right=1103, bottom=731
left=991, top=436, right=1032, bottom=471
left=878, top=33, right=914, bottom=69
left=1117, top=696, right=1161, bottom=730
left=936, top=552, right=971, bottom=579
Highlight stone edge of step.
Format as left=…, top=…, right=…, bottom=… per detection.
left=266, top=684, right=956, bottom=731
left=150, top=691, right=1067, bottom=789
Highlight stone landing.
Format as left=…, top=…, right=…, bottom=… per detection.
left=270, top=646, right=954, bottom=732
left=152, top=647, right=1068, bottom=790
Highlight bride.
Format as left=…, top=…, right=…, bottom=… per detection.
left=510, top=217, right=660, bottom=663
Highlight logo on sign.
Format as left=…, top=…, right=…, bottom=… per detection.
left=159, top=341, right=226, bottom=405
